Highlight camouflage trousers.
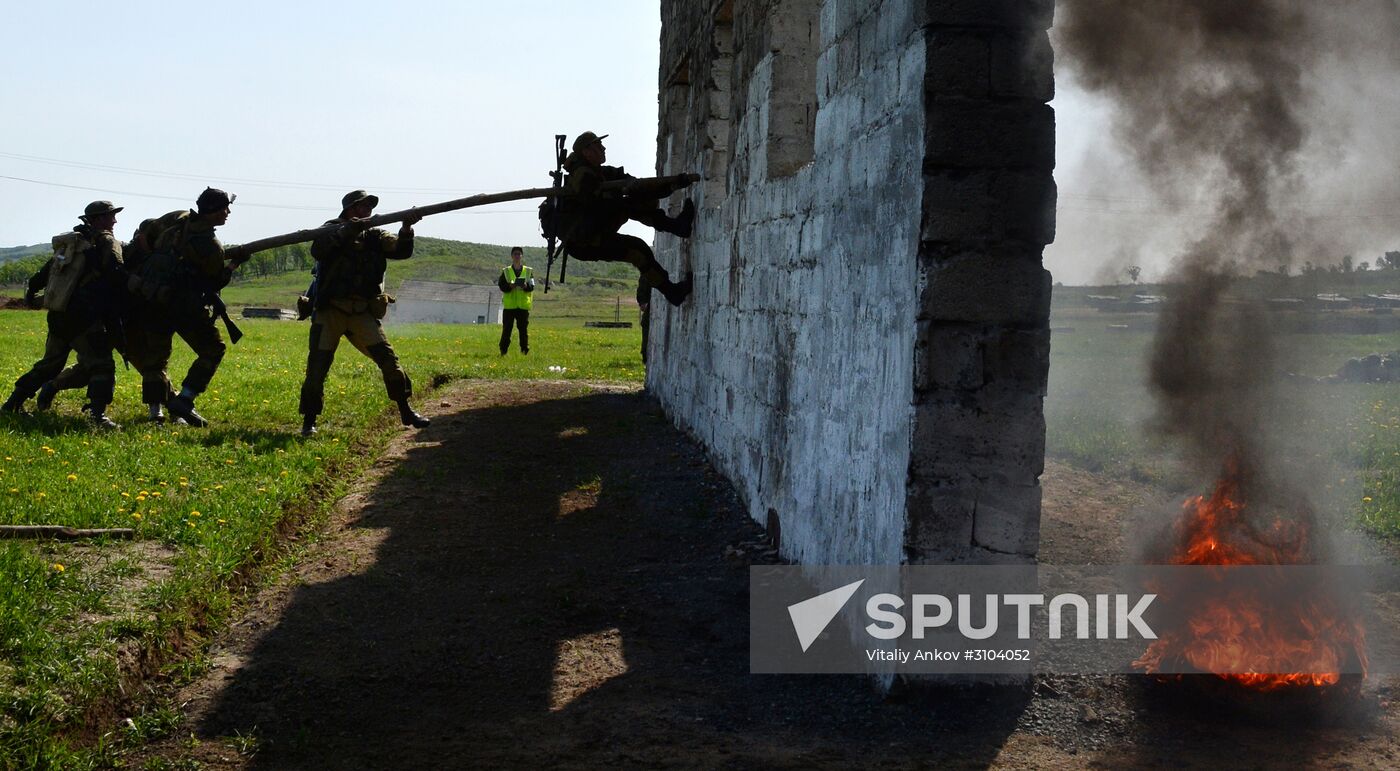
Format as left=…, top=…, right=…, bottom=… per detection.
left=123, top=306, right=226, bottom=405
left=299, top=305, right=411, bottom=417
left=11, top=311, right=115, bottom=407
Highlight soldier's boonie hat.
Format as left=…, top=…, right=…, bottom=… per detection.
left=572, top=132, right=608, bottom=152
left=341, top=190, right=380, bottom=212
left=81, top=200, right=123, bottom=220
left=196, top=187, right=236, bottom=211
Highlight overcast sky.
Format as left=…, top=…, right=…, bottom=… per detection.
left=6, top=3, right=1389, bottom=285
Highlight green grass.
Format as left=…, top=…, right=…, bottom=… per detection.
left=0, top=309, right=644, bottom=766
left=1045, top=309, right=1400, bottom=534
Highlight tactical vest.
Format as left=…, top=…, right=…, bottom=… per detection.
left=317, top=230, right=390, bottom=305
left=501, top=265, right=534, bottom=311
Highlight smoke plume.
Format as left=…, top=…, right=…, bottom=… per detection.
left=1057, top=1, right=1400, bottom=489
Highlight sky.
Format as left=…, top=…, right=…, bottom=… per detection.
left=4, top=3, right=1393, bottom=285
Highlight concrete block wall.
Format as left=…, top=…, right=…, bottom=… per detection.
left=650, top=0, right=1054, bottom=567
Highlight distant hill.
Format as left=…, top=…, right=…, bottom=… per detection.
left=0, top=244, right=47, bottom=263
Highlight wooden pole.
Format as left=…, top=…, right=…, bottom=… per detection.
left=0, top=525, right=136, bottom=540
left=231, top=173, right=700, bottom=258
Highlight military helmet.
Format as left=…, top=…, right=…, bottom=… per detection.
left=571, top=132, right=608, bottom=153
left=80, top=200, right=123, bottom=221
left=341, top=190, right=380, bottom=213
left=196, top=187, right=236, bottom=212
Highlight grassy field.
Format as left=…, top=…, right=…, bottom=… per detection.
left=0, top=310, right=644, bottom=767
left=1046, top=307, right=1400, bottom=535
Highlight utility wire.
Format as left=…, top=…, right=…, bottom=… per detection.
left=0, top=175, right=534, bottom=214
left=0, top=151, right=496, bottom=194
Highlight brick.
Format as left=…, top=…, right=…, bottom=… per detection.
left=917, top=251, right=1052, bottom=324
left=925, top=101, right=1055, bottom=171
left=925, top=31, right=990, bottom=97
left=924, top=0, right=1054, bottom=30
left=914, top=322, right=984, bottom=391
left=909, top=393, right=1046, bottom=479
left=982, top=328, right=1050, bottom=391
left=905, top=484, right=977, bottom=560
left=989, top=29, right=1054, bottom=102
left=971, top=483, right=1041, bottom=555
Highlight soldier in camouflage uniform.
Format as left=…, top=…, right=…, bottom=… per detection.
left=2, top=201, right=127, bottom=429
left=123, top=188, right=248, bottom=427
left=560, top=131, right=696, bottom=306
left=297, top=190, right=429, bottom=438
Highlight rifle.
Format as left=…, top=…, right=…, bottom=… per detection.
left=544, top=134, right=567, bottom=292
left=207, top=293, right=244, bottom=344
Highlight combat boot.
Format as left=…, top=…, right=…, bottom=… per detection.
left=657, top=199, right=695, bottom=238
left=35, top=382, right=57, bottom=411
left=397, top=399, right=430, bottom=429
left=660, top=272, right=695, bottom=306
left=301, top=415, right=318, bottom=438
left=1, top=392, right=26, bottom=414
left=89, top=407, right=120, bottom=431
left=167, top=395, right=209, bottom=428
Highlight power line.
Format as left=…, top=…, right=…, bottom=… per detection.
left=0, top=175, right=536, bottom=215
left=0, top=151, right=495, bottom=194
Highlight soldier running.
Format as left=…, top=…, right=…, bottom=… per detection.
left=297, top=190, right=429, bottom=438
left=122, top=187, right=248, bottom=427
left=2, top=201, right=128, bottom=429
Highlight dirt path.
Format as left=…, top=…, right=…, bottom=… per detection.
left=142, top=381, right=1400, bottom=769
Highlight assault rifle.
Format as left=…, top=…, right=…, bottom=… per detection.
left=544, top=134, right=567, bottom=292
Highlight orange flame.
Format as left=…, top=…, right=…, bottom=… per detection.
left=1133, top=460, right=1366, bottom=691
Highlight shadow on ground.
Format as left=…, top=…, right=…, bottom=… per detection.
left=190, top=383, right=1026, bottom=768
left=169, top=382, right=1390, bottom=769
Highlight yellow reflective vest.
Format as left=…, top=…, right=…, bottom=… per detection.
left=501, top=265, right=534, bottom=311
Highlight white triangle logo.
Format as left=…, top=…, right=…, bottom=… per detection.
left=787, top=579, right=865, bottom=653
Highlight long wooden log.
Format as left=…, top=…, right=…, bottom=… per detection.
left=232, top=173, right=700, bottom=258
left=0, top=525, right=136, bottom=540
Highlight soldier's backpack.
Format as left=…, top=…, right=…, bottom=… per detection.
left=42, top=232, right=92, bottom=312
left=538, top=197, right=564, bottom=240
left=127, top=213, right=204, bottom=313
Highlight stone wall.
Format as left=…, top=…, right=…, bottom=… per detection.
left=649, top=0, right=1054, bottom=567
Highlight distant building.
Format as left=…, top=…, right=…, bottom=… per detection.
left=387, top=280, right=502, bottom=325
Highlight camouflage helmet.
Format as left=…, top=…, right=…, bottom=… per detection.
left=80, top=200, right=123, bottom=221
left=340, top=190, right=380, bottom=214
left=196, top=187, right=236, bottom=212
left=571, top=132, right=608, bottom=153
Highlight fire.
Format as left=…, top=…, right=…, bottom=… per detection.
left=1133, top=459, right=1367, bottom=691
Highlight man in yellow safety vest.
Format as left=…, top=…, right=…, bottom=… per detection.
left=497, top=246, right=534, bottom=355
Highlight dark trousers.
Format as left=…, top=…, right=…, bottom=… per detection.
left=12, top=311, right=115, bottom=407
left=500, top=309, right=529, bottom=353
left=124, top=306, right=226, bottom=404
left=567, top=234, right=673, bottom=288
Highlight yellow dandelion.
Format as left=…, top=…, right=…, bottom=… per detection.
left=190, top=511, right=201, bottom=517
left=217, top=518, right=226, bottom=524
left=214, top=484, right=224, bottom=490
left=51, top=563, right=64, bottom=572
left=36, top=492, right=46, bottom=499
left=280, top=471, right=288, bottom=477
left=66, top=473, right=77, bottom=481
left=121, top=492, right=130, bottom=498
left=1364, top=496, right=1374, bottom=502
left=131, top=513, right=142, bottom=521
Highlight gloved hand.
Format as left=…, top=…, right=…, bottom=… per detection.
left=515, top=278, right=525, bottom=287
